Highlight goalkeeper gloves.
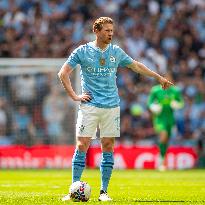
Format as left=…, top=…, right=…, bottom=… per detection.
left=150, top=103, right=162, bottom=114
left=170, top=100, right=184, bottom=110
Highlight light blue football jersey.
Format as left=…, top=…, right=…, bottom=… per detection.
left=66, top=42, right=133, bottom=108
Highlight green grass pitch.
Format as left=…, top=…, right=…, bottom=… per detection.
left=0, top=169, right=205, bottom=204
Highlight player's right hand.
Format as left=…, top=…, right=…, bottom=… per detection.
left=158, top=76, right=174, bottom=90
left=73, top=93, right=92, bottom=102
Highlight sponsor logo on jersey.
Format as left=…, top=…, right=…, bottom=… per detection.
left=86, top=67, right=115, bottom=76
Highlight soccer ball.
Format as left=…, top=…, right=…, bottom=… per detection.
left=69, top=181, right=91, bottom=202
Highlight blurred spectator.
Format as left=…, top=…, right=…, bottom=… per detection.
left=0, top=97, right=12, bottom=145
left=120, top=113, right=133, bottom=143
left=11, top=74, right=36, bottom=109
left=13, top=105, right=35, bottom=145
left=43, top=86, right=67, bottom=144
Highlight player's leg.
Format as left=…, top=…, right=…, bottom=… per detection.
left=159, top=131, right=168, bottom=159
left=98, top=106, right=120, bottom=201
left=72, top=137, right=91, bottom=182
left=72, top=104, right=99, bottom=182
left=159, top=123, right=173, bottom=159
left=154, top=122, right=169, bottom=170
left=159, top=123, right=173, bottom=168
left=62, top=104, right=98, bottom=201
left=99, top=137, right=115, bottom=201
left=62, top=137, right=91, bottom=202
left=100, top=137, right=115, bottom=192
left=158, top=129, right=169, bottom=171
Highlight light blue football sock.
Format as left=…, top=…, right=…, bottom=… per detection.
left=100, top=152, right=114, bottom=192
left=72, top=149, right=86, bottom=183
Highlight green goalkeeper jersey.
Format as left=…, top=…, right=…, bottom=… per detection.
left=147, top=85, right=184, bottom=126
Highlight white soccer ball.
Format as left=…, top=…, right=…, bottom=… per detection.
left=69, top=181, right=91, bottom=202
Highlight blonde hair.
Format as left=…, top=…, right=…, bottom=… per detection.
left=93, top=17, right=113, bottom=32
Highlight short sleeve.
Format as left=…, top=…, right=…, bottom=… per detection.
left=118, top=47, right=133, bottom=67
left=174, top=87, right=184, bottom=102
left=65, top=46, right=83, bottom=69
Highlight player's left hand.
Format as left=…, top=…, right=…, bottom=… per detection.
left=158, top=76, right=174, bottom=90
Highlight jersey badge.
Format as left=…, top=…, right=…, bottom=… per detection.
left=110, top=56, right=116, bottom=63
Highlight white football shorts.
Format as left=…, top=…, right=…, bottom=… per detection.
left=76, top=104, right=120, bottom=138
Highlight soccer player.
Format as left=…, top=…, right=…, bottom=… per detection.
left=58, top=17, right=173, bottom=201
left=147, top=73, right=184, bottom=171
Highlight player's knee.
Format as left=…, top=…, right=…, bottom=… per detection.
left=76, top=138, right=90, bottom=152
left=101, top=138, right=115, bottom=152
left=76, top=143, right=89, bottom=152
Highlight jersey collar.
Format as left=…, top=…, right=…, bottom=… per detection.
left=88, top=41, right=110, bottom=52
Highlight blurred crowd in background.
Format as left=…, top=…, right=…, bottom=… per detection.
left=0, top=0, right=205, bottom=163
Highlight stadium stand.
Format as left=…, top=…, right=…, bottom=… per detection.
left=0, top=0, right=205, bottom=165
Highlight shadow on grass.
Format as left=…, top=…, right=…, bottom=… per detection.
left=134, top=200, right=204, bottom=203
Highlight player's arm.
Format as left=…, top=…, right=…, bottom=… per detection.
left=170, top=88, right=184, bottom=110
left=127, top=60, right=173, bottom=89
left=58, top=63, right=91, bottom=102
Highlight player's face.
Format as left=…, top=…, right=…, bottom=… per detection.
left=97, top=23, right=113, bottom=44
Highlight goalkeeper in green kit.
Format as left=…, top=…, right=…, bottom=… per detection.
left=147, top=73, right=184, bottom=170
